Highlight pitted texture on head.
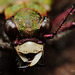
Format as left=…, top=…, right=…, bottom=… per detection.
left=13, top=9, right=43, bottom=37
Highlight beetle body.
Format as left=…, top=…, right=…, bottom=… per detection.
left=0, top=0, right=75, bottom=69
left=4, top=7, right=51, bottom=67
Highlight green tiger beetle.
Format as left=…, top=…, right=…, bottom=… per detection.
left=0, top=0, right=75, bottom=69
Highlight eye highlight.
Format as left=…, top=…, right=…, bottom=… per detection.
left=6, top=20, right=16, bottom=28
left=4, top=20, right=19, bottom=41
left=40, top=17, right=52, bottom=34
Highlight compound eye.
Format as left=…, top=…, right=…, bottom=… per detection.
left=40, top=17, right=52, bottom=34
left=4, top=20, right=19, bottom=41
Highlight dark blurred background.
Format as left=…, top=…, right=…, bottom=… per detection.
left=0, top=0, right=75, bottom=75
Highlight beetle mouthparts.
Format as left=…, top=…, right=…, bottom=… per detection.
left=14, top=41, right=44, bottom=67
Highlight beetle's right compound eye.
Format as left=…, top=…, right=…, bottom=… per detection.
left=4, top=20, right=19, bottom=41
left=40, top=17, right=52, bottom=34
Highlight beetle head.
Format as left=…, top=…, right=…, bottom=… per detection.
left=4, top=9, right=51, bottom=68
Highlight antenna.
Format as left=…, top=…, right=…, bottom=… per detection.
left=52, top=3, right=75, bottom=37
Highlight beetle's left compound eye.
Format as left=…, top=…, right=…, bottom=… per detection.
left=40, top=17, right=52, bottom=34
left=4, top=20, right=19, bottom=41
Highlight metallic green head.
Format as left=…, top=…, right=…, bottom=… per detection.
left=12, top=9, right=44, bottom=37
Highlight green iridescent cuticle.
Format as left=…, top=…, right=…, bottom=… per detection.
left=13, top=9, right=43, bottom=36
